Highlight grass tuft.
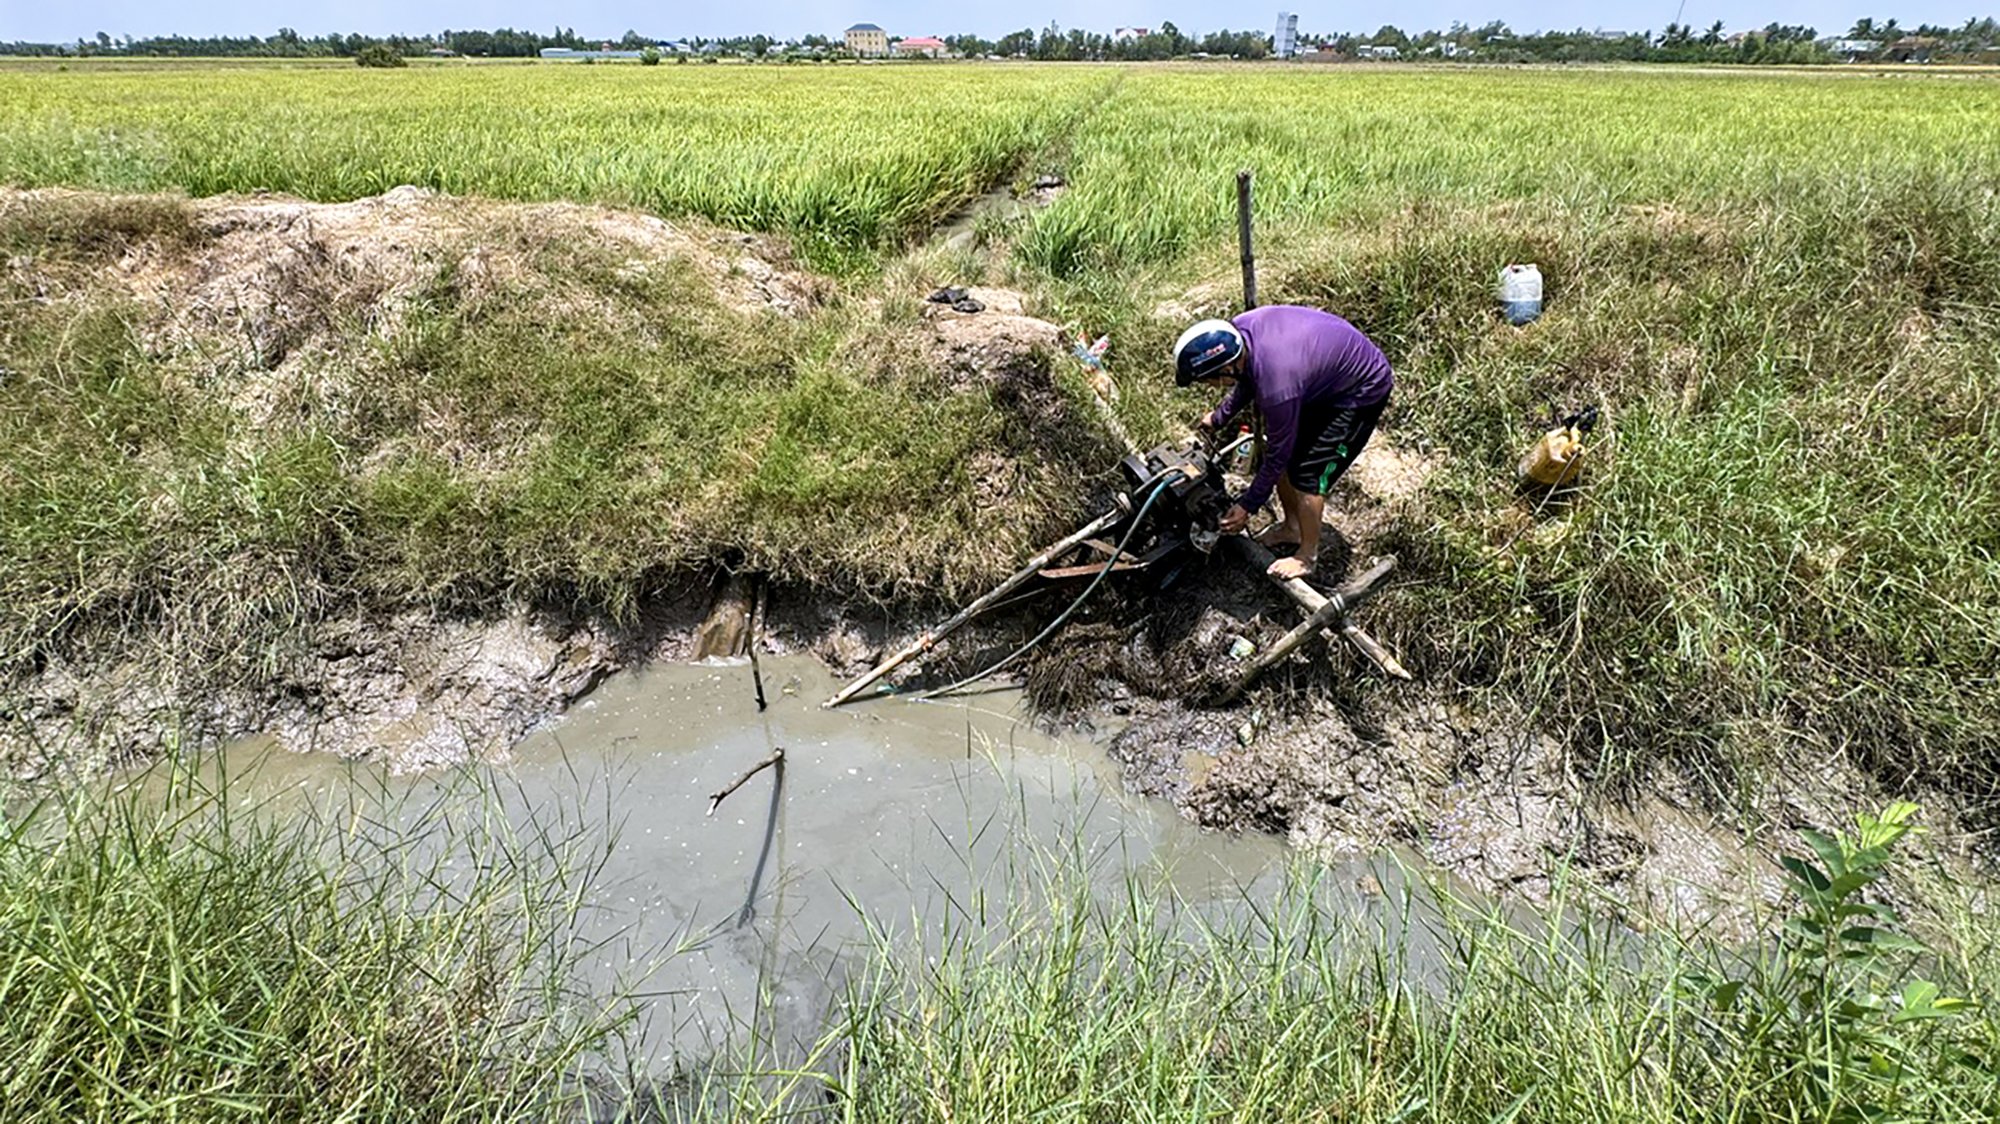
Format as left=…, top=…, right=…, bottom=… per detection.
left=0, top=754, right=633, bottom=1121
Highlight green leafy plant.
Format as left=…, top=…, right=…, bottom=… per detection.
left=354, top=42, right=406, bottom=67
left=1701, top=803, right=1982, bottom=1122
left=640, top=47, right=661, bottom=65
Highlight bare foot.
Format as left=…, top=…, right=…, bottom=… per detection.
left=1255, top=523, right=1302, bottom=549
left=1267, top=555, right=1314, bottom=580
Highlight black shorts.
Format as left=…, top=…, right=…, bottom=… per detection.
left=1287, top=398, right=1386, bottom=496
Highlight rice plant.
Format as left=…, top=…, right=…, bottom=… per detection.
left=0, top=64, right=1112, bottom=270
left=0, top=752, right=640, bottom=1122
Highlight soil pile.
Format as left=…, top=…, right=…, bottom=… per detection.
left=0, top=187, right=838, bottom=773
left=0, top=187, right=1090, bottom=779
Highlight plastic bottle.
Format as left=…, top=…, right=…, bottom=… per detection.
left=1498, top=263, right=1543, bottom=326
left=1518, top=425, right=1585, bottom=487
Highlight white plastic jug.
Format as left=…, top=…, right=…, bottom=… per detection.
left=1498, top=263, right=1543, bottom=325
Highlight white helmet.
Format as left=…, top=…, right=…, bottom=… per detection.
left=1172, top=319, right=1244, bottom=386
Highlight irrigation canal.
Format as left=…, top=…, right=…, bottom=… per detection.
left=113, top=656, right=1456, bottom=1068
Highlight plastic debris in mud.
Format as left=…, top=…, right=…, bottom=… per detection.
left=1072, top=331, right=1117, bottom=404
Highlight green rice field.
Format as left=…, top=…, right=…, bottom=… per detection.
left=5, top=61, right=1998, bottom=794
left=3, top=64, right=1996, bottom=269
left=9, top=61, right=1996, bottom=337
left=5, top=56, right=2000, bottom=1124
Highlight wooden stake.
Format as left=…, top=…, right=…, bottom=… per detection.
left=747, top=578, right=767, bottom=712
left=1237, top=169, right=1258, bottom=311
left=1235, top=170, right=1266, bottom=472
left=823, top=507, right=1124, bottom=707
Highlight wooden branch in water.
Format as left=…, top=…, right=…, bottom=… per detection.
left=707, top=748, right=784, bottom=816
left=747, top=578, right=767, bottom=712
left=823, top=507, right=1124, bottom=708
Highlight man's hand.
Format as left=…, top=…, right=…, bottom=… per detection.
left=1217, top=504, right=1249, bottom=535
left=1195, top=409, right=1218, bottom=434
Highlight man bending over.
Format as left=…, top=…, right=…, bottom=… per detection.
left=1174, top=306, right=1394, bottom=580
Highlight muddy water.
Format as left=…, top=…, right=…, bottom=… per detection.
left=134, top=656, right=1447, bottom=1069
left=514, top=656, right=1298, bottom=1061
left=146, top=659, right=1290, bottom=1049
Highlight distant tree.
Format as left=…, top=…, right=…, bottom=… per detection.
left=1370, top=24, right=1411, bottom=48
left=997, top=28, right=1034, bottom=55
left=355, top=42, right=405, bottom=66
left=640, top=46, right=661, bottom=64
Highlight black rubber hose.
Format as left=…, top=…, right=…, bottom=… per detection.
left=924, top=470, right=1182, bottom=700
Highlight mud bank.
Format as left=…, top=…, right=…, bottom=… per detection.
left=2, top=501, right=1915, bottom=933
left=2, top=549, right=1796, bottom=934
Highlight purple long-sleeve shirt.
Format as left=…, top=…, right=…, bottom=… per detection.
left=1211, top=306, right=1394, bottom=515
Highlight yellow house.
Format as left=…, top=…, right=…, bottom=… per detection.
left=844, top=23, right=888, bottom=56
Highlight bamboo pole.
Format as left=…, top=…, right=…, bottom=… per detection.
left=1223, top=537, right=1411, bottom=684
left=823, top=507, right=1125, bottom=708
left=1215, top=557, right=1400, bottom=703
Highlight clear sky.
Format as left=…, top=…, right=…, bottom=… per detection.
left=8, top=0, right=1993, bottom=45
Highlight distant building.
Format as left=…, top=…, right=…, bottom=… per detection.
left=1356, top=44, right=1400, bottom=59
left=845, top=23, right=888, bottom=56
left=1888, top=35, right=1941, bottom=62
left=1112, top=27, right=1151, bottom=41
left=1274, top=11, right=1299, bottom=58
left=892, top=35, right=947, bottom=57
left=1828, top=37, right=1881, bottom=60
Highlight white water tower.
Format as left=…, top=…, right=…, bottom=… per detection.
left=1274, top=11, right=1299, bottom=58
